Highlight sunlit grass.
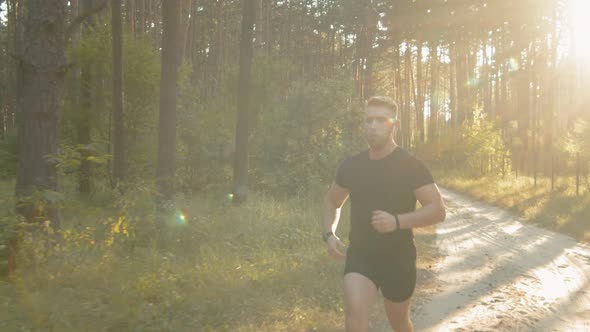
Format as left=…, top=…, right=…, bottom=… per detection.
left=436, top=171, right=590, bottom=242
left=0, top=183, right=439, bottom=331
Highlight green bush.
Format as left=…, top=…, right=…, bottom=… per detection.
left=418, top=116, right=510, bottom=177
left=250, top=75, right=363, bottom=193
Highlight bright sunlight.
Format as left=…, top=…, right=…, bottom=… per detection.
left=572, top=0, right=590, bottom=58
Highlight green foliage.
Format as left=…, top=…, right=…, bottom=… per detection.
left=250, top=75, right=362, bottom=193
left=49, top=143, right=111, bottom=176
left=176, top=70, right=235, bottom=192
left=0, top=186, right=350, bottom=331
left=564, top=116, right=590, bottom=156
left=0, top=168, right=436, bottom=330
left=176, top=59, right=362, bottom=194
left=553, top=115, right=590, bottom=178
left=64, top=22, right=161, bottom=186
left=421, top=116, right=509, bottom=177
left=0, top=181, right=25, bottom=276
left=122, top=34, right=163, bottom=181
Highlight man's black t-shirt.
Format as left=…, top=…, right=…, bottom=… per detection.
left=335, top=147, right=434, bottom=254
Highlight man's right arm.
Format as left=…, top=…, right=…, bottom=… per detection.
left=323, top=182, right=349, bottom=259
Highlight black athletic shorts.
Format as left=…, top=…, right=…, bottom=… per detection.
left=344, top=244, right=417, bottom=303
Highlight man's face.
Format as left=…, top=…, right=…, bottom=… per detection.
left=364, top=105, right=397, bottom=149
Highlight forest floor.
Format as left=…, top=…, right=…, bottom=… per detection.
left=3, top=182, right=590, bottom=331
left=0, top=181, right=438, bottom=332
left=372, top=188, right=590, bottom=331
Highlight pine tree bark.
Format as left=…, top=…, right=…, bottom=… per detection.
left=112, top=0, right=126, bottom=185
left=156, top=0, right=182, bottom=200
left=137, top=0, right=145, bottom=35
left=403, top=40, right=412, bottom=148
left=126, top=0, right=135, bottom=34
left=178, top=0, right=192, bottom=66
left=232, top=0, right=257, bottom=204
left=416, top=40, right=424, bottom=143
left=449, top=42, right=457, bottom=128
left=77, top=0, right=96, bottom=195
left=15, top=0, right=67, bottom=228
left=429, top=40, right=439, bottom=142
left=545, top=11, right=558, bottom=177
left=456, top=35, right=468, bottom=125
left=394, top=41, right=402, bottom=143
left=7, top=0, right=22, bottom=132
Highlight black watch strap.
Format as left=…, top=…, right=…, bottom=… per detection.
left=322, top=231, right=334, bottom=242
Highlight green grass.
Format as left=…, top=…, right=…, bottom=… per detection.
left=0, top=183, right=438, bottom=331
left=436, top=171, right=590, bottom=241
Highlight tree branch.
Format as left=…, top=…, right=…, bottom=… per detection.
left=66, top=0, right=109, bottom=38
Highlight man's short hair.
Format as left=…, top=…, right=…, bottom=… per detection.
left=366, top=96, right=399, bottom=118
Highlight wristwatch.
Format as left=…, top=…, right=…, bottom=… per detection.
left=322, top=231, right=334, bottom=242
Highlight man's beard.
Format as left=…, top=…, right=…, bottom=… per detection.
left=366, top=129, right=394, bottom=149
left=366, top=134, right=390, bottom=149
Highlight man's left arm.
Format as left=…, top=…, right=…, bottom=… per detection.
left=371, top=183, right=446, bottom=233
left=397, top=183, right=446, bottom=229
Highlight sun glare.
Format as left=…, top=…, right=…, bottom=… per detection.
left=572, top=0, right=590, bottom=58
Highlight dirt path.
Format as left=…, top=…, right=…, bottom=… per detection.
left=379, top=188, right=590, bottom=331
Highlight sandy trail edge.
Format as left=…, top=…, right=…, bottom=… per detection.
left=379, top=188, right=590, bottom=332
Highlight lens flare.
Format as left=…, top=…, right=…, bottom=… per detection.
left=176, top=212, right=187, bottom=225
left=508, top=58, right=519, bottom=72
left=228, top=193, right=234, bottom=200
left=466, top=78, right=479, bottom=87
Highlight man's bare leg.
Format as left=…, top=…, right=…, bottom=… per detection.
left=344, top=272, right=378, bottom=332
left=384, top=297, right=413, bottom=332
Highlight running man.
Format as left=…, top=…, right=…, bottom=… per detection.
left=322, top=96, right=446, bottom=332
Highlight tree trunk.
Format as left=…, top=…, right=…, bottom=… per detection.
left=145, top=0, right=152, bottom=35
left=150, top=0, right=160, bottom=49
left=363, top=2, right=376, bottom=98
left=178, top=0, right=191, bottom=66
left=126, top=0, right=135, bottom=34
left=545, top=11, right=558, bottom=177
left=394, top=41, right=402, bottom=143
left=15, top=0, right=67, bottom=228
left=429, top=40, right=439, bottom=143
left=416, top=40, right=424, bottom=143
left=7, top=0, right=15, bottom=133
left=516, top=65, right=531, bottom=176
left=112, top=0, right=126, bottom=185
left=466, top=41, right=476, bottom=124
left=265, top=0, right=272, bottom=56
left=494, top=34, right=501, bottom=116
left=232, top=0, right=257, bottom=205
left=76, top=0, right=96, bottom=195
left=156, top=0, right=182, bottom=200
left=208, top=0, right=224, bottom=96
left=449, top=42, right=457, bottom=128
left=185, top=1, right=194, bottom=66
left=137, top=0, right=145, bottom=35
left=0, top=0, right=4, bottom=139
left=189, top=3, right=199, bottom=83
left=8, top=0, right=22, bottom=133
left=482, top=37, right=492, bottom=116
left=403, top=40, right=412, bottom=148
